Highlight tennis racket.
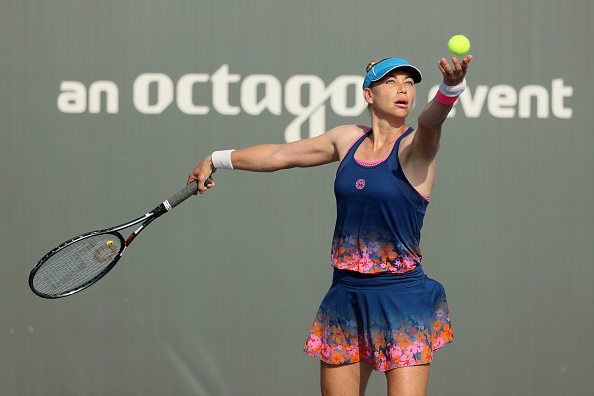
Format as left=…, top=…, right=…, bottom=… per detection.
left=29, top=179, right=210, bottom=299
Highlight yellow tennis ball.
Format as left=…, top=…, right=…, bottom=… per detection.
left=106, top=241, right=113, bottom=247
left=448, top=35, right=470, bottom=56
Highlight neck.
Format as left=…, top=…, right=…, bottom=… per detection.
left=369, top=116, right=408, bottom=147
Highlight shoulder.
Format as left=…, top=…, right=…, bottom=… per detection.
left=326, top=124, right=369, bottom=138
left=325, top=124, right=369, bottom=156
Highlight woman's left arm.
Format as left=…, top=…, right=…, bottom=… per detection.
left=412, top=55, right=473, bottom=162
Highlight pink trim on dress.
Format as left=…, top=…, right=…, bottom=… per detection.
left=418, top=192, right=430, bottom=202
left=356, top=158, right=385, bottom=166
left=339, top=129, right=371, bottom=165
left=354, top=138, right=397, bottom=167
left=353, top=139, right=398, bottom=166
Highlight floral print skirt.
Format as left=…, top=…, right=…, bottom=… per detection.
left=304, top=265, right=453, bottom=371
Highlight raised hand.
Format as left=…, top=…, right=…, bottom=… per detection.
left=438, top=55, right=473, bottom=86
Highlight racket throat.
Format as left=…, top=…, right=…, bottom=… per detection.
left=125, top=224, right=145, bottom=245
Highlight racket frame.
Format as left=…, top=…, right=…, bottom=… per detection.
left=29, top=180, right=202, bottom=299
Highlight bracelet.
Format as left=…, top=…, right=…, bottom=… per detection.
left=439, top=78, right=466, bottom=97
left=211, top=149, right=235, bottom=170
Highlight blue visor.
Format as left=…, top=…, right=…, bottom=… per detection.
left=363, top=58, right=422, bottom=89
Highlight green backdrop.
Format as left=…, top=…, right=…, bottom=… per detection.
left=2, top=0, right=592, bottom=394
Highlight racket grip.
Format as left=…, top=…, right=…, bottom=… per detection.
left=162, top=178, right=212, bottom=212
left=167, top=182, right=197, bottom=209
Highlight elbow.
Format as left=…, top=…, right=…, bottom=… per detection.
left=263, top=151, right=292, bottom=172
left=417, top=118, right=443, bottom=135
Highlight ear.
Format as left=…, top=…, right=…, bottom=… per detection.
left=363, top=88, right=373, bottom=105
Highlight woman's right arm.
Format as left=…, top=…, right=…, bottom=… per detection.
left=188, top=124, right=365, bottom=193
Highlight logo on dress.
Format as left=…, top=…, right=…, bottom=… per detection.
left=355, top=179, right=366, bottom=189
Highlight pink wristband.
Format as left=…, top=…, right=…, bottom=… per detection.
left=436, top=90, right=458, bottom=105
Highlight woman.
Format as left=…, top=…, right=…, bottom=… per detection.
left=188, top=54, right=473, bottom=396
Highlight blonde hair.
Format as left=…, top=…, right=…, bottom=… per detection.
left=366, top=58, right=389, bottom=74
left=365, top=59, right=389, bottom=114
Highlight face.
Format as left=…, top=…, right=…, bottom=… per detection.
left=364, top=70, right=416, bottom=118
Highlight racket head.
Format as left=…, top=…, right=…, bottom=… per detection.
left=29, top=231, right=126, bottom=298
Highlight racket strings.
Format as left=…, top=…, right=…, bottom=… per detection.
left=32, top=234, right=122, bottom=296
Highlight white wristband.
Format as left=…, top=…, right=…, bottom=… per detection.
left=439, top=78, right=466, bottom=97
left=211, top=149, right=235, bottom=170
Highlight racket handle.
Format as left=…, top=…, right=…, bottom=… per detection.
left=157, top=178, right=212, bottom=215
left=166, top=181, right=198, bottom=209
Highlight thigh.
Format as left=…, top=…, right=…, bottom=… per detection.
left=320, top=361, right=373, bottom=396
left=384, top=364, right=430, bottom=396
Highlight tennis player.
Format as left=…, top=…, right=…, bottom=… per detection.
left=189, top=54, right=472, bottom=396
